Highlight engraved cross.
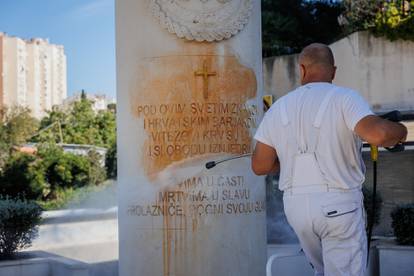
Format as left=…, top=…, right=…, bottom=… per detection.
left=194, top=60, right=217, bottom=99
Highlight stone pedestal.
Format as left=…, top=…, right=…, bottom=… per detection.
left=116, top=1, right=266, bottom=275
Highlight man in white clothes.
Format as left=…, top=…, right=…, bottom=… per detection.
left=252, top=43, right=407, bottom=276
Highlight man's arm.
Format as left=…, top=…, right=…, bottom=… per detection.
left=354, top=115, right=407, bottom=147
left=251, top=141, right=280, bottom=175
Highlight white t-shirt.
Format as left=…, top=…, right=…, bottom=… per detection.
left=254, top=82, right=374, bottom=191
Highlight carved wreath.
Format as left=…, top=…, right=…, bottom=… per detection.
left=150, top=0, right=253, bottom=42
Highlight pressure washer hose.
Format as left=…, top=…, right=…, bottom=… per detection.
left=205, top=153, right=252, bottom=169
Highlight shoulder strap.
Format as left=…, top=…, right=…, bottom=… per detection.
left=280, top=99, right=289, bottom=126
left=313, top=88, right=336, bottom=128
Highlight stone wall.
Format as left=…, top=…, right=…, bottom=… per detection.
left=263, top=31, right=414, bottom=113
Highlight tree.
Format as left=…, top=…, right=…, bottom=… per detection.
left=86, top=150, right=107, bottom=185
left=343, top=0, right=414, bottom=41
left=0, top=124, right=9, bottom=169
left=0, top=107, right=39, bottom=171
left=262, top=0, right=306, bottom=56
left=3, top=107, right=39, bottom=146
left=36, top=97, right=116, bottom=148
left=373, top=0, right=414, bottom=41
left=81, top=89, right=87, bottom=100
left=37, top=107, right=67, bottom=144
left=262, top=0, right=345, bottom=57
left=96, top=110, right=116, bottom=147
left=342, top=0, right=382, bottom=31
left=65, top=97, right=102, bottom=145
left=107, top=103, right=116, bottom=112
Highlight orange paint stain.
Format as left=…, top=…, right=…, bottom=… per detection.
left=131, top=46, right=258, bottom=180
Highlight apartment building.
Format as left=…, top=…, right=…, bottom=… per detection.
left=0, top=32, right=67, bottom=119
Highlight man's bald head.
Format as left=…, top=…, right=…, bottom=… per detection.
left=298, top=43, right=336, bottom=85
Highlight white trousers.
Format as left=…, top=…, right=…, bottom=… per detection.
left=283, top=188, right=367, bottom=276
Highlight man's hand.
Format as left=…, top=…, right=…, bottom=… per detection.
left=251, top=141, right=280, bottom=175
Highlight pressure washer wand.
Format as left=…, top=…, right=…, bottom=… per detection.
left=367, top=110, right=405, bottom=263
left=367, top=144, right=378, bottom=261
left=205, top=153, right=252, bottom=169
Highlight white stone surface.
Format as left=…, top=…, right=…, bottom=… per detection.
left=116, top=0, right=266, bottom=275
left=378, top=245, right=414, bottom=276
left=0, top=258, right=50, bottom=276
left=267, top=252, right=313, bottom=276
left=263, top=31, right=414, bottom=113
left=29, top=208, right=118, bottom=276
left=149, top=0, right=253, bottom=42
left=0, top=256, right=89, bottom=276
left=32, top=209, right=118, bottom=251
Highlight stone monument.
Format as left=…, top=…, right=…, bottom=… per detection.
left=116, top=1, right=266, bottom=275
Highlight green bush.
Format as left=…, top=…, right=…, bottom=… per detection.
left=36, top=144, right=90, bottom=190
left=0, top=197, right=42, bottom=259
left=35, top=146, right=106, bottom=197
left=0, top=153, right=45, bottom=200
left=0, top=145, right=107, bottom=201
left=391, top=204, right=414, bottom=245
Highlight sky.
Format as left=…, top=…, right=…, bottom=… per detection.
left=0, top=0, right=116, bottom=98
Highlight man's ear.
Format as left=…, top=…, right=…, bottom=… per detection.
left=300, top=64, right=306, bottom=83
left=332, top=66, right=337, bottom=81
